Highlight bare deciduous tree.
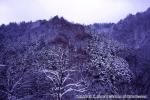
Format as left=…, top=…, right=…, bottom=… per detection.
left=41, top=45, right=87, bottom=100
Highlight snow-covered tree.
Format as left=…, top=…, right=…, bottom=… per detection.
left=82, top=33, right=134, bottom=95
left=40, top=45, right=87, bottom=100
left=0, top=47, right=38, bottom=100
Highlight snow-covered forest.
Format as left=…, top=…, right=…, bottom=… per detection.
left=0, top=8, right=150, bottom=100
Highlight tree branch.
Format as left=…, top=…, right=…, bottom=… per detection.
left=60, top=87, right=87, bottom=98
left=10, top=77, right=23, bottom=92
left=0, top=64, right=6, bottom=67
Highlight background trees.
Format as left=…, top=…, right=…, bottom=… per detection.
left=1, top=12, right=150, bottom=99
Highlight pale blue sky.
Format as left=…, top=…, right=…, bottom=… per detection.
left=0, top=0, right=150, bottom=25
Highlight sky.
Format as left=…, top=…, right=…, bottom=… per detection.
left=0, top=0, right=150, bottom=25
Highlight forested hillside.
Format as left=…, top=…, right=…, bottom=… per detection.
left=91, top=7, right=150, bottom=99
left=0, top=8, right=150, bottom=100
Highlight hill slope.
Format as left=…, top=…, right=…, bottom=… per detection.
left=0, top=16, right=136, bottom=100
left=87, top=7, right=150, bottom=99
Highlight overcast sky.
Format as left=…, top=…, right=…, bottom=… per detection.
left=0, top=0, right=150, bottom=25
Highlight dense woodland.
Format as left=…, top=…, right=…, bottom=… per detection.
left=0, top=8, right=150, bottom=100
